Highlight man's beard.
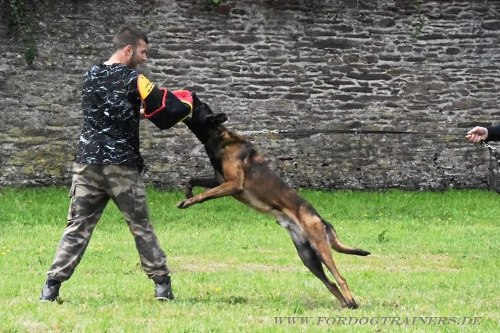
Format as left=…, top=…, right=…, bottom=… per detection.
left=128, top=50, right=140, bottom=68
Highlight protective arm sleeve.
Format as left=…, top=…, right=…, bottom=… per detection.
left=137, top=74, right=193, bottom=130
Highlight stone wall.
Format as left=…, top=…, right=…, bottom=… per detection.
left=1, top=0, right=499, bottom=190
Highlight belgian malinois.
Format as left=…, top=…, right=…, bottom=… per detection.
left=179, top=94, right=370, bottom=308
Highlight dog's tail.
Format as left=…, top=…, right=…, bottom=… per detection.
left=324, top=221, right=371, bottom=256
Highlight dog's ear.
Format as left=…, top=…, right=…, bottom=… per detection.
left=207, top=113, right=228, bottom=125
left=188, top=92, right=200, bottom=110
left=214, top=113, right=228, bottom=124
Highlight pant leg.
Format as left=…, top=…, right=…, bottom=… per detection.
left=47, top=163, right=109, bottom=282
left=103, top=165, right=170, bottom=281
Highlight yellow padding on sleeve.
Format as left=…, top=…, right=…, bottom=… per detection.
left=137, top=74, right=154, bottom=100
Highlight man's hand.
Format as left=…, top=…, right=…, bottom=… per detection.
left=466, top=126, right=488, bottom=143
left=140, top=107, right=146, bottom=120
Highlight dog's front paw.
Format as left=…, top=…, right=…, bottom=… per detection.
left=177, top=200, right=191, bottom=209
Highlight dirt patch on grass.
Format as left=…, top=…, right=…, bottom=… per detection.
left=173, top=256, right=301, bottom=273
left=352, top=254, right=461, bottom=273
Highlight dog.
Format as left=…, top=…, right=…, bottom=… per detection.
left=178, top=94, right=370, bottom=309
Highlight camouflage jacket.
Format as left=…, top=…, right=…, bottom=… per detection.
left=75, top=63, right=144, bottom=170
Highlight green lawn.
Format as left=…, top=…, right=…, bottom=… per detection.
left=0, top=187, right=498, bottom=332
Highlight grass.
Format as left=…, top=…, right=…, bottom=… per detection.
left=0, top=187, right=498, bottom=332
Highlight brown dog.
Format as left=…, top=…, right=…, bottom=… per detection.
left=179, top=94, right=370, bottom=308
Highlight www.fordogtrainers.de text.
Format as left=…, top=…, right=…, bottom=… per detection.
left=274, top=316, right=482, bottom=326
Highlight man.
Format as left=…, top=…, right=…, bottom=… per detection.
left=466, top=125, right=500, bottom=143
left=40, top=26, right=173, bottom=302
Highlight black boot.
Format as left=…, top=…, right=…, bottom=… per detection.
left=40, top=279, right=61, bottom=302
left=154, top=275, right=174, bottom=301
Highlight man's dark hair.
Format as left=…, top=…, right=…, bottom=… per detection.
left=113, top=26, right=148, bottom=50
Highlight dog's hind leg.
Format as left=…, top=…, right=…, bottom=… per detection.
left=276, top=215, right=350, bottom=308
left=296, top=206, right=361, bottom=309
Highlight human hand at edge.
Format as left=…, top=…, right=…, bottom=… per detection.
left=466, top=126, right=488, bottom=143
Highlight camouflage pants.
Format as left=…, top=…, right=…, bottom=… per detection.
left=47, top=163, right=170, bottom=283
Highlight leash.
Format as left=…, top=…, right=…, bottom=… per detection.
left=237, top=128, right=466, bottom=137
left=483, top=141, right=500, bottom=155
left=483, top=141, right=500, bottom=192
left=236, top=127, right=500, bottom=191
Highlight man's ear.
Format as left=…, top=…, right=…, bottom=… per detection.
left=124, top=45, right=133, bottom=57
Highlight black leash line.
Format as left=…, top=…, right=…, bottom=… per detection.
left=237, top=128, right=466, bottom=137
